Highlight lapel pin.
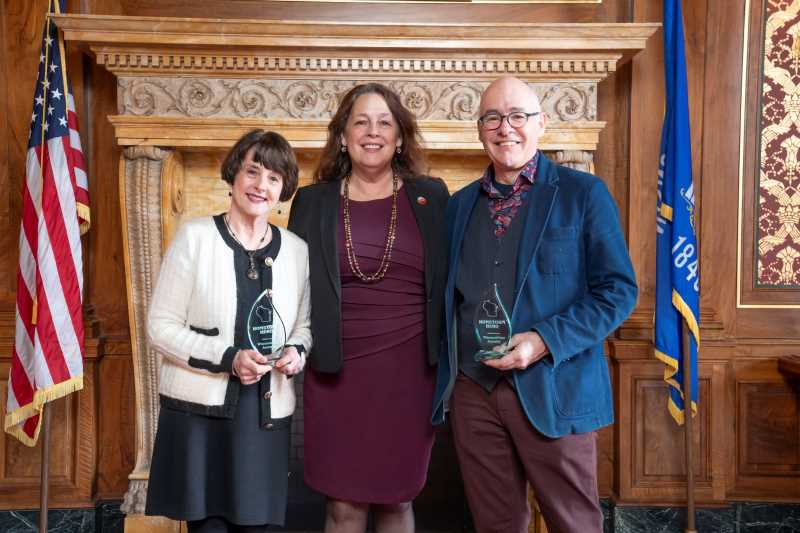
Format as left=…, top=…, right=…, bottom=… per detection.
left=416, top=196, right=427, bottom=206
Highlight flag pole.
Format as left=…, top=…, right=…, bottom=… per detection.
left=38, top=6, right=54, bottom=531
left=682, top=323, right=696, bottom=533
left=39, top=404, right=52, bottom=532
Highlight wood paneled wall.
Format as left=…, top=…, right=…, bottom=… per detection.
left=623, top=0, right=800, bottom=504
left=0, top=0, right=10, bottom=306
left=0, top=0, right=797, bottom=511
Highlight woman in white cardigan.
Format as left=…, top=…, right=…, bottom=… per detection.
left=145, top=130, right=312, bottom=533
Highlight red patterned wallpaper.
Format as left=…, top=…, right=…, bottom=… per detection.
left=758, top=1, right=800, bottom=287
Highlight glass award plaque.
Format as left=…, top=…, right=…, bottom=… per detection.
left=473, top=283, right=512, bottom=362
left=247, top=288, right=286, bottom=363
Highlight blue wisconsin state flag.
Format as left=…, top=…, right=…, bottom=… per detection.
left=654, top=0, right=700, bottom=425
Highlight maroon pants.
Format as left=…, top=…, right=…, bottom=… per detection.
left=451, top=374, right=602, bottom=533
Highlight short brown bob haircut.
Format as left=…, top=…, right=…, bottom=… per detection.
left=221, top=129, right=299, bottom=202
left=314, top=83, right=427, bottom=183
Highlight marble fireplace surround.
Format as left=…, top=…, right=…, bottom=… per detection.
left=54, top=14, right=658, bottom=528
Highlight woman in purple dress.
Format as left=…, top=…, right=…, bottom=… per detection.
left=288, top=83, right=449, bottom=532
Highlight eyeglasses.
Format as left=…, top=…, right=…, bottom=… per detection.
left=478, top=111, right=540, bottom=131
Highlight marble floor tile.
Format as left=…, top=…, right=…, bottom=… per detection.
left=695, top=506, right=736, bottom=533
left=613, top=506, right=685, bottom=533
left=602, top=499, right=613, bottom=533
left=0, top=509, right=94, bottom=533
left=738, top=502, right=800, bottom=533
left=96, top=501, right=126, bottom=533
left=2, top=500, right=799, bottom=532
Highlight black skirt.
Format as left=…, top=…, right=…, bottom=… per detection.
left=146, top=386, right=289, bottom=525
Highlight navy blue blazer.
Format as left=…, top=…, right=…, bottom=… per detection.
left=431, top=155, right=638, bottom=438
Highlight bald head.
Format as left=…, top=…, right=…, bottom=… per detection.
left=477, top=76, right=547, bottom=184
left=479, top=76, right=541, bottom=116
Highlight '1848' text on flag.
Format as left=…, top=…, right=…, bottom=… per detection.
left=654, top=0, right=700, bottom=425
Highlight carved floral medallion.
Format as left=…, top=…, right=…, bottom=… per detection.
left=118, top=78, right=597, bottom=122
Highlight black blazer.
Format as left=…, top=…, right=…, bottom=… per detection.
left=288, top=177, right=449, bottom=373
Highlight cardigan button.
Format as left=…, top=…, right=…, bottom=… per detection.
left=264, top=422, right=274, bottom=429
left=263, top=391, right=272, bottom=400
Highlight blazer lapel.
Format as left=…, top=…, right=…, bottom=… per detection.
left=319, top=181, right=341, bottom=301
left=446, top=182, right=481, bottom=312
left=514, top=157, right=558, bottom=299
left=404, top=181, right=434, bottom=296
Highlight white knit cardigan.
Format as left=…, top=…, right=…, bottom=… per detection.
left=147, top=216, right=312, bottom=420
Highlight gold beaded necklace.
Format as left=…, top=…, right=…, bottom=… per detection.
left=343, top=174, right=398, bottom=283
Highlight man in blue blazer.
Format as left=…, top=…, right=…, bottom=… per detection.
left=431, top=76, right=637, bottom=533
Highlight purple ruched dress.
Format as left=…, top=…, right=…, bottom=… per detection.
left=303, top=189, right=436, bottom=504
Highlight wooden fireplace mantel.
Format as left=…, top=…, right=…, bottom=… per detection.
left=55, top=15, right=657, bottom=62
left=55, top=13, right=657, bottom=532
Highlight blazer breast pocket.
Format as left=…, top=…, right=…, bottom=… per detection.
left=537, top=226, right=580, bottom=274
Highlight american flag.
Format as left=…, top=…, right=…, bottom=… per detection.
left=4, top=0, right=90, bottom=446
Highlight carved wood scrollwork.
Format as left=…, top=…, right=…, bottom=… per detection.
left=161, top=151, right=186, bottom=250
left=118, top=78, right=597, bottom=122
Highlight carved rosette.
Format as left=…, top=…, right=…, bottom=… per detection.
left=118, top=78, right=597, bottom=122
left=119, top=146, right=173, bottom=515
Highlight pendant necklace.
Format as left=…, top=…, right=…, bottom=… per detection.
left=223, top=214, right=270, bottom=280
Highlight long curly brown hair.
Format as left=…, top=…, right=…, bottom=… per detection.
left=313, top=83, right=427, bottom=183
